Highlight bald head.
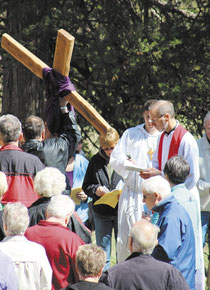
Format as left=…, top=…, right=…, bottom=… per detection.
left=129, top=219, right=159, bottom=254
left=149, top=100, right=175, bottom=118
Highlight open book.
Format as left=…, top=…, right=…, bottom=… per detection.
left=124, top=159, right=145, bottom=172
left=94, top=189, right=122, bottom=208
left=70, top=188, right=82, bottom=205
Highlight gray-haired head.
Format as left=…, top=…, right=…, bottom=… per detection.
left=204, top=111, right=210, bottom=126
left=0, top=114, right=22, bottom=144
left=141, top=176, right=171, bottom=200
left=34, top=167, right=66, bottom=197
left=149, top=100, right=175, bottom=118
left=46, top=195, right=75, bottom=219
left=164, top=156, right=190, bottom=185
left=143, top=99, right=158, bottom=112
left=0, top=171, right=8, bottom=198
left=129, top=219, right=160, bottom=254
left=3, top=202, right=29, bottom=236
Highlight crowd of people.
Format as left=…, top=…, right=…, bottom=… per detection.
left=0, top=70, right=209, bottom=290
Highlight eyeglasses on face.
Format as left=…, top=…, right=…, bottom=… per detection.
left=103, top=147, right=115, bottom=151
left=150, top=114, right=165, bottom=123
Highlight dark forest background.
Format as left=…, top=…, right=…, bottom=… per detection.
left=0, top=0, right=209, bottom=154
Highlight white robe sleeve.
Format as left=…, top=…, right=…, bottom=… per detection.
left=178, top=132, right=200, bottom=190
left=110, top=129, right=132, bottom=180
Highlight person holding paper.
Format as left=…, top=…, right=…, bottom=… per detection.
left=82, top=128, right=123, bottom=271
left=66, top=151, right=90, bottom=229
left=110, top=99, right=160, bottom=262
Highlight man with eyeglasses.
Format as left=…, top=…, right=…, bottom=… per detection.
left=110, top=99, right=160, bottom=263
left=141, top=176, right=196, bottom=290
left=140, top=100, right=199, bottom=195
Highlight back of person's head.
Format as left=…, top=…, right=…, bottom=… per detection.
left=76, top=244, right=106, bottom=278
left=0, top=171, right=8, bottom=198
left=129, top=219, right=160, bottom=254
left=204, top=111, right=210, bottom=126
left=34, top=167, right=66, bottom=197
left=0, top=114, right=21, bottom=143
left=3, top=202, right=29, bottom=236
left=143, top=99, right=158, bottom=112
left=164, top=156, right=190, bottom=185
left=149, top=100, right=175, bottom=118
left=46, top=195, right=75, bottom=219
left=99, top=127, right=119, bottom=148
left=22, top=115, right=45, bottom=140
left=141, top=176, right=171, bottom=199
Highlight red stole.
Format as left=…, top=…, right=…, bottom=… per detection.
left=158, top=124, right=188, bottom=170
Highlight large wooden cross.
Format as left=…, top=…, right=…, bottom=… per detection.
left=1, top=29, right=111, bottom=135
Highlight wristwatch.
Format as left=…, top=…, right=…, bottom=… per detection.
left=60, top=105, right=69, bottom=114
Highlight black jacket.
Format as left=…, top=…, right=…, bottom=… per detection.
left=82, top=149, right=122, bottom=216
left=22, top=112, right=81, bottom=176
left=100, top=252, right=190, bottom=290
left=28, top=197, right=91, bottom=244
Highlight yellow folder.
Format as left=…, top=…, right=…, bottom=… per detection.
left=94, top=190, right=122, bottom=208
left=70, top=188, right=82, bottom=205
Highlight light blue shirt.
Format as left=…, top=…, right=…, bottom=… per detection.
left=71, top=153, right=89, bottom=222
left=171, top=183, right=201, bottom=270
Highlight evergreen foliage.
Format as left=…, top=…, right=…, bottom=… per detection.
left=0, top=0, right=209, bottom=150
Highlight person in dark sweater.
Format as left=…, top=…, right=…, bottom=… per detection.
left=62, top=244, right=114, bottom=290
left=82, top=128, right=123, bottom=271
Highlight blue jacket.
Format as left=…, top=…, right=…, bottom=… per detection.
left=152, top=195, right=195, bottom=290
left=72, top=154, right=89, bottom=222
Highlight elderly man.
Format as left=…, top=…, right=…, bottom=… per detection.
left=25, top=195, right=85, bottom=290
left=0, top=114, right=45, bottom=207
left=141, top=176, right=195, bottom=290
left=110, top=99, right=160, bottom=262
left=0, top=202, right=52, bottom=290
left=100, top=219, right=189, bottom=290
left=63, top=244, right=114, bottom=290
left=140, top=100, right=199, bottom=200
left=164, top=156, right=204, bottom=290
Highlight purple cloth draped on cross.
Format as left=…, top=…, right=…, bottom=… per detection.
left=42, top=67, right=76, bottom=135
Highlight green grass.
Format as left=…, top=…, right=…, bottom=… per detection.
left=91, top=230, right=117, bottom=266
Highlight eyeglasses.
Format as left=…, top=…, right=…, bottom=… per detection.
left=150, top=115, right=165, bottom=123
left=103, top=147, right=115, bottom=151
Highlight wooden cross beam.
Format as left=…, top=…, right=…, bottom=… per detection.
left=1, top=29, right=111, bottom=135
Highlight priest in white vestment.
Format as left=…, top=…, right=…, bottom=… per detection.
left=110, top=100, right=160, bottom=262
left=140, top=100, right=204, bottom=290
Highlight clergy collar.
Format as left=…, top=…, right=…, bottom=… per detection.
left=165, top=122, right=178, bottom=136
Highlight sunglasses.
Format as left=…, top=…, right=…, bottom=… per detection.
left=103, top=147, right=115, bottom=151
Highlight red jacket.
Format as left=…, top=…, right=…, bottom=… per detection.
left=25, top=220, right=85, bottom=290
left=0, top=144, right=44, bottom=207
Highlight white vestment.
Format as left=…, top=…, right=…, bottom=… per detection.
left=152, top=122, right=200, bottom=192
left=110, top=124, right=160, bottom=262
left=152, top=122, right=204, bottom=290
